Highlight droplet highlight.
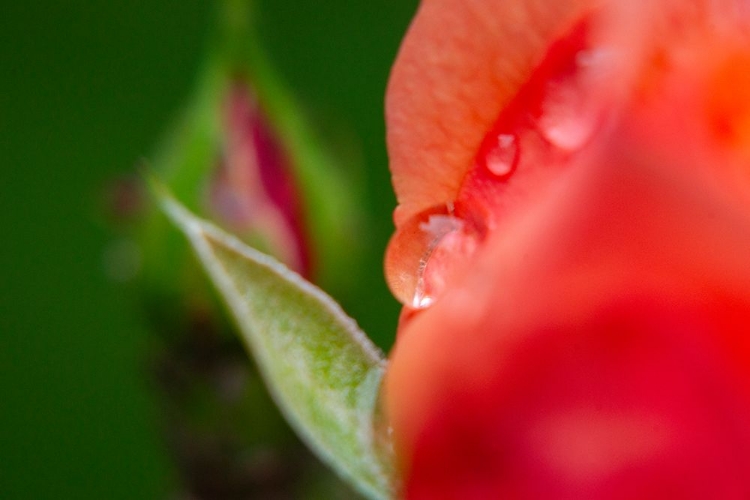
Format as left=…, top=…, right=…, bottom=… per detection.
left=411, top=213, right=461, bottom=308
left=485, top=133, right=518, bottom=177
left=538, top=48, right=610, bottom=151
left=538, top=80, right=595, bottom=150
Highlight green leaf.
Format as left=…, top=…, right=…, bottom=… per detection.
left=156, top=187, right=395, bottom=500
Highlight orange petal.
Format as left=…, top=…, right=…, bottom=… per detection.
left=386, top=0, right=595, bottom=225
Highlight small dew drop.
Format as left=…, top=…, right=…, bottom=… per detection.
left=538, top=80, right=597, bottom=151
left=538, top=48, right=610, bottom=151
left=485, top=133, right=518, bottom=177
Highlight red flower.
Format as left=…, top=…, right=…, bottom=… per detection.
left=384, top=1, right=750, bottom=497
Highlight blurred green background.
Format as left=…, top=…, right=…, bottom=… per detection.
left=0, top=1, right=417, bottom=497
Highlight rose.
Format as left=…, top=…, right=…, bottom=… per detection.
left=383, top=1, right=750, bottom=497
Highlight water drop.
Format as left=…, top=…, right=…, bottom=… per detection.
left=411, top=213, right=462, bottom=308
left=385, top=205, right=480, bottom=309
left=485, top=133, right=518, bottom=177
left=538, top=80, right=596, bottom=150
left=537, top=48, right=608, bottom=151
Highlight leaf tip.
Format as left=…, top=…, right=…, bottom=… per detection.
left=144, top=173, right=202, bottom=240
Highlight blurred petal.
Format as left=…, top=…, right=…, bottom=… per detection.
left=386, top=121, right=750, bottom=496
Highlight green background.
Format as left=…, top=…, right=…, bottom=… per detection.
left=0, top=1, right=417, bottom=497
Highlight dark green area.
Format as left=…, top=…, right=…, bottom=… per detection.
left=0, top=1, right=417, bottom=498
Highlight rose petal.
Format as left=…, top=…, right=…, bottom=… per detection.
left=386, top=0, right=595, bottom=225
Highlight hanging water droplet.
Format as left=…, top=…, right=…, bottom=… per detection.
left=385, top=205, right=480, bottom=309
left=411, top=213, right=462, bottom=308
left=485, top=133, right=518, bottom=177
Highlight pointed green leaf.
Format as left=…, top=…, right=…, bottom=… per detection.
left=156, top=188, right=395, bottom=500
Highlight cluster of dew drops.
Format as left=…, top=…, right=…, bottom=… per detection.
left=387, top=22, right=616, bottom=311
